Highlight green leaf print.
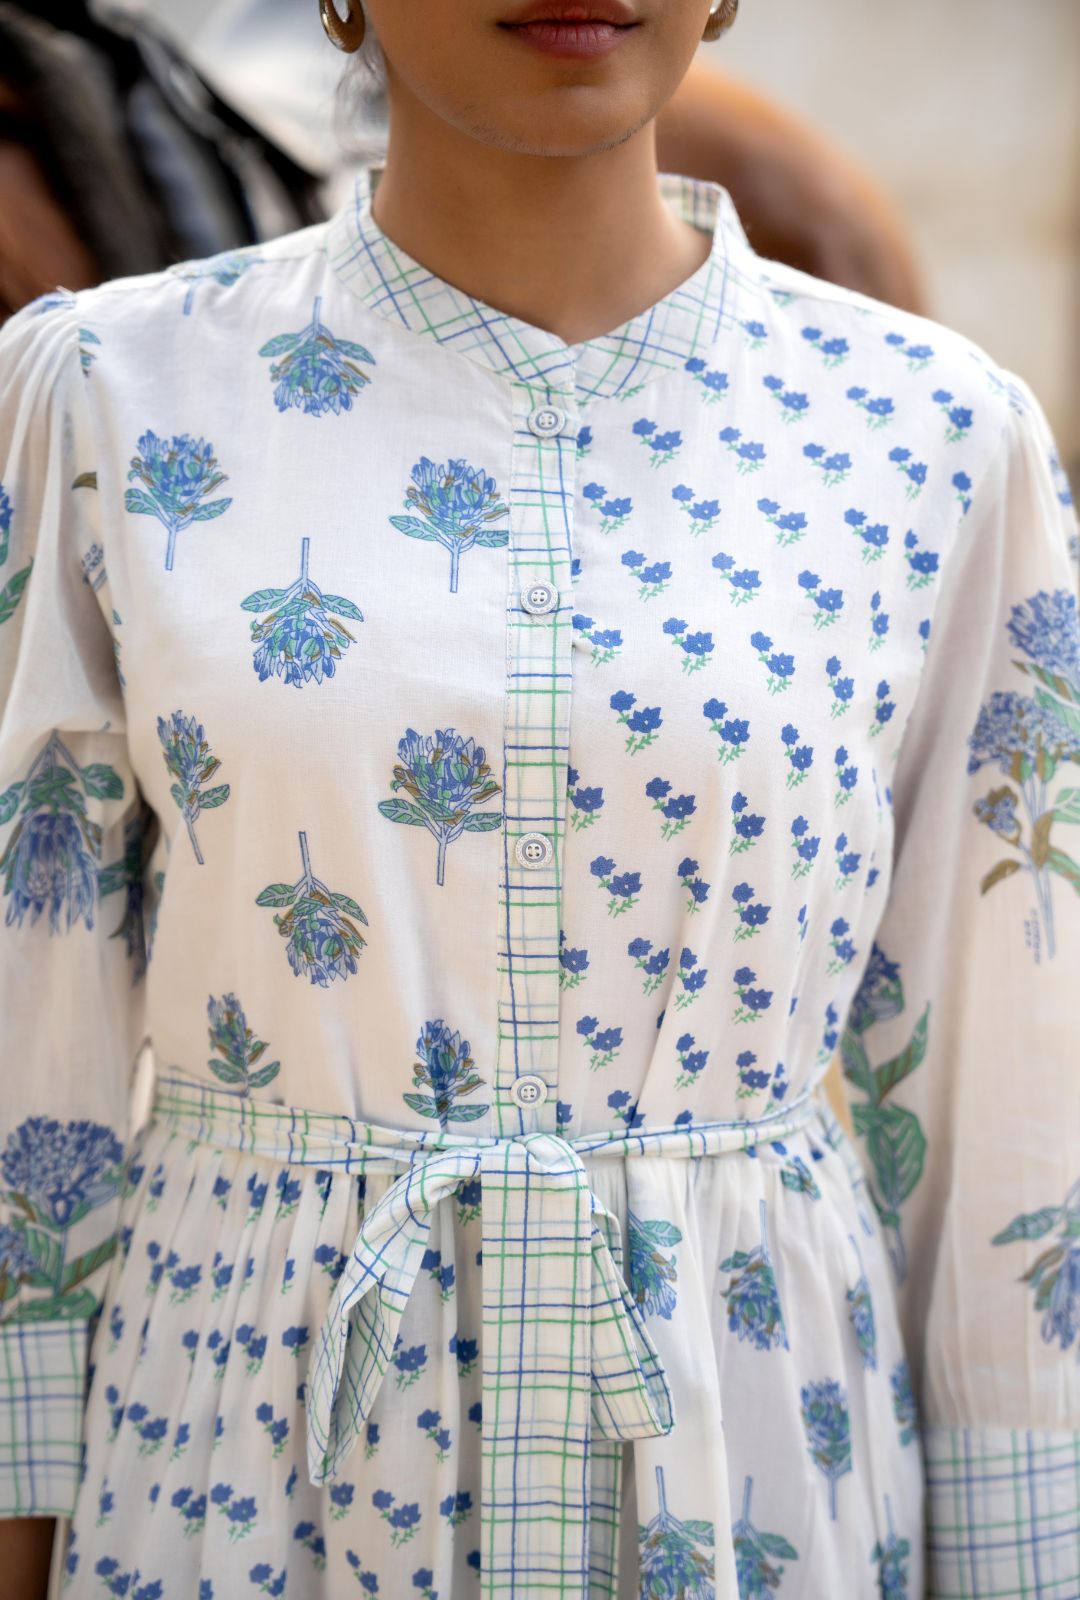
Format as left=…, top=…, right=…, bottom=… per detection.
left=841, top=943, right=929, bottom=1285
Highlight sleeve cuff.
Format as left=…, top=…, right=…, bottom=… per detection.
left=0, top=1318, right=90, bottom=1517
left=925, top=1424, right=1080, bottom=1599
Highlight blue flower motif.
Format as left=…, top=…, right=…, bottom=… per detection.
left=378, top=726, right=502, bottom=886
left=0, top=730, right=127, bottom=935
left=389, top=455, right=509, bottom=592
left=125, top=430, right=232, bottom=570
left=845, top=1233, right=877, bottom=1369
left=0, top=1216, right=38, bottom=1305
left=0, top=478, right=11, bottom=567
left=890, top=1357, right=918, bottom=1446
left=259, top=295, right=375, bottom=415
left=156, top=710, right=230, bottom=866
left=800, top=1377, right=852, bottom=1519
left=403, top=1017, right=489, bottom=1126
left=256, top=829, right=368, bottom=984
left=241, top=535, right=364, bottom=686
left=871, top=1493, right=912, bottom=1599
left=991, top=1178, right=1080, bottom=1357
left=1006, top=588, right=1080, bottom=684
left=1, top=1115, right=123, bottom=1230
left=638, top=1463, right=714, bottom=1598
left=206, top=993, right=280, bottom=1094
left=720, top=1197, right=788, bottom=1350
left=732, top=1474, right=799, bottom=1596
left=170, top=247, right=264, bottom=315
left=628, top=1209, right=682, bottom=1319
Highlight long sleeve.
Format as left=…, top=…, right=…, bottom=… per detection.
left=838, top=370, right=1080, bottom=1596
left=0, top=298, right=151, bottom=1517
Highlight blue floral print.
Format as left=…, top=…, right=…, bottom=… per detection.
left=389, top=455, right=508, bottom=593
left=402, top=1018, right=489, bottom=1126
left=732, top=1475, right=798, bottom=1598
left=720, top=1197, right=788, bottom=1350
left=638, top=1464, right=715, bottom=1600
left=241, top=536, right=364, bottom=685
left=803, top=442, right=852, bottom=488
left=889, top=1358, right=918, bottom=1447
left=627, top=1210, right=683, bottom=1320
left=256, top=830, right=369, bottom=983
left=871, top=1493, right=911, bottom=1599
left=0, top=1115, right=123, bottom=1321
left=845, top=1233, right=878, bottom=1371
left=259, top=295, right=375, bottom=415
left=967, top=586, right=1080, bottom=959
left=762, top=374, right=810, bottom=424
left=683, top=355, right=729, bottom=402
left=157, top=711, right=230, bottom=865
left=206, top=993, right=281, bottom=1094
left=633, top=417, right=683, bottom=468
left=170, top=249, right=265, bottom=316
left=845, top=386, right=894, bottom=431
left=672, top=482, right=721, bottom=533
left=991, top=1177, right=1080, bottom=1357
left=378, top=726, right=502, bottom=886
left=125, top=430, right=232, bottom=571
left=800, top=1377, right=852, bottom=1520
left=0, top=731, right=124, bottom=934
left=930, top=388, right=973, bottom=442
left=584, top=481, right=633, bottom=534
left=0, top=478, right=11, bottom=566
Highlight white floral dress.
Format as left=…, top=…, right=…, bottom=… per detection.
left=0, top=164, right=1077, bottom=1600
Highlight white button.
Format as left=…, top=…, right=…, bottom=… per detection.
left=521, top=580, right=558, bottom=615
left=509, top=1074, right=548, bottom=1108
left=514, top=831, right=553, bottom=869
left=527, top=405, right=567, bottom=438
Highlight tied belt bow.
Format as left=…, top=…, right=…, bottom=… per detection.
left=304, top=1126, right=674, bottom=1486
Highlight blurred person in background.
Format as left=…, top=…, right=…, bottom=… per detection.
left=0, top=3, right=1076, bottom=1600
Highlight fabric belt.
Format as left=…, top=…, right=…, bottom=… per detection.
left=149, top=1069, right=826, bottom=1598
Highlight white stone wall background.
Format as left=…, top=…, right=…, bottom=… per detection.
left=704, top=0, right=1080, bottom=490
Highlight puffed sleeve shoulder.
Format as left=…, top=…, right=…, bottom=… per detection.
left=0, top=296, right=152, bottom=1517
left=838, top=369, right=1080, bottom=1598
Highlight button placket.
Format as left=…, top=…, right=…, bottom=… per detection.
left=494, top=382, right=579, bottom=1136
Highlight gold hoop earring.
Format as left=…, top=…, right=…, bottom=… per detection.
left=702, top=0, right=738, bottom=40
left=320, top=0, right=366, bottom=52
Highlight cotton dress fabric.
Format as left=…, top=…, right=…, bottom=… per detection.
left=0, top=164, right=1078, bottom=1600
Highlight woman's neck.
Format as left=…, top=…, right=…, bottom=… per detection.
left=367, top=103, right=712, bottom=347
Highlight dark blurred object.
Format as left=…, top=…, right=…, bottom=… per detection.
left=0, top=1, right=326, bottom=319
left=657, top=61, right=928, bottom=315
left=0, top=0, right=928, bottom=326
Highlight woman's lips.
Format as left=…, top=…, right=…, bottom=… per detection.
left=499, top=19, right=638, bottom=59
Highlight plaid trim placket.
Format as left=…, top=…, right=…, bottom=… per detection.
left=318, top=163, right=774, bottom=1595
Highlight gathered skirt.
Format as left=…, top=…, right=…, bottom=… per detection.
left=55, top=1070, right=925, bottom=1599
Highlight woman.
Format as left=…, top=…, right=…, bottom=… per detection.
left=0, top=2, right=1077, bottom=1597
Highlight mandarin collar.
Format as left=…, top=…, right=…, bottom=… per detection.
left=322, top=163, right=765, bottom=403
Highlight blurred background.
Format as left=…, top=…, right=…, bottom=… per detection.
left=2, top=0, right=1078, bottom=1147
left=707, top=0, right=1080, bottom=510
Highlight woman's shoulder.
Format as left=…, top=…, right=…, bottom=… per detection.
left=4, top=213, right=336, bottom=360
left=750, top=249, right=1038, bottom=492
